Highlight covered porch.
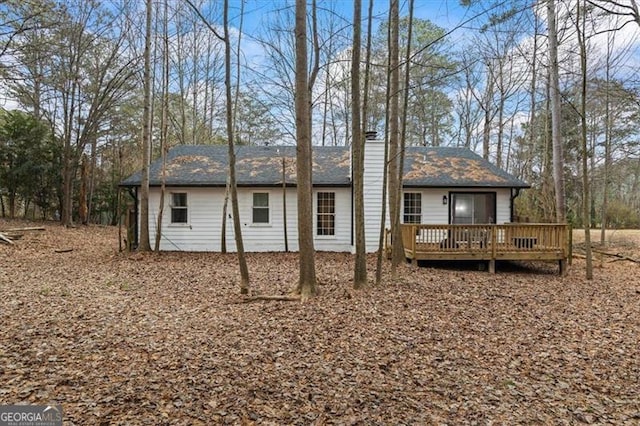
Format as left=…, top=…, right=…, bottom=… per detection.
left=395, top=223, right=570, bottom=275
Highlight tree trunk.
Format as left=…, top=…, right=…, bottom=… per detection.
left=155, top=0, right=170, bottom=253
left=60, top=134, right=73, bottom=226
left=221, top=179, right=229, bottom=253
left=526, top=15, right=539, bottom=184
left=482, top=66, right=494, bottom=161
left=395, top=0, right=414, bottom=273
left=375, top=0, right=389, bottom=285
left=496, top=90, right=505, bottom=169
left=388, top=0, right=404, bottom=274
left=577, top=0, right=592, bottom=279
left=294, top=0, right=317, bottom=300
left=87, top=134, right=97, bottom=223
left=601, top=31, right=613, bottom=245
left=352, top=0, right=367, bottom=289
left=548, top=0, right=566, bottom=223
left=224, top=0, right=250, bottom=294
left=79, top=154, right=88, bottom=225
left=138, top=0, right=153, bottom=252
left=282, top=157, right=289, bottom=252
left=8, top=193, right=16, bottom=219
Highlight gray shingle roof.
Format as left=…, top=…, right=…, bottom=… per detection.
left=402, top=147, right=529, bottom=188
left=120, top=144, right=528, bottom=189
left=120, top=145, right=351, bottom=187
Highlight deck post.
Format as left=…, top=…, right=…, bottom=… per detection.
left=412, top=225, right=417, bottom=261
left=490, top=225, right=497, bottom=258
left=399, top=223, right=569, bottom=272
left=567, top=224, right=573, bottom=265
left=490, top=225, right=497, bottom=273
left=559, top=259, right=568, bottom=276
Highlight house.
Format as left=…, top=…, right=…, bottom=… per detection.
left=120, top=136, right=531, bottom=254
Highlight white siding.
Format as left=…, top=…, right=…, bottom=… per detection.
left=362, top=139, right=388, bottom=252
left=147, top=186, right=351, bottom=252
left=148, top=187, right=223, bottom=251
left=400, top=188, right=513, bottom=225
left=495, top=188, right=512, bottom=223
left=143, top=153, right=516, bottom=253
left=360, top=140, right=516, bottom=252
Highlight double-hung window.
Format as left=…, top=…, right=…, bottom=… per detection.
left=170, top=193, right=188, bottom=224
left=252, top=192, right=269, bottom=224
left=316, top=192, right=335, bottom=236
left=403, top=193, right=422, bottom=224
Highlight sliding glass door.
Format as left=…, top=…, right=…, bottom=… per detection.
left=450, top=192, right=496, bottom=224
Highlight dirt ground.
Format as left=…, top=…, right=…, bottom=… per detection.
left=572, top=228, right=640, bottom=247
left=1, top=220, right=639, bottom=425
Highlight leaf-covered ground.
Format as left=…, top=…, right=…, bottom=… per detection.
left=1, top=221, right=639, bottom=425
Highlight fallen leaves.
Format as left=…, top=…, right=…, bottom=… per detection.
left=1, top=220, right=639, bottom=424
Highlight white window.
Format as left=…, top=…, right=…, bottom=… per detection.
left=252, top=192, right=269, bottom=224
left=403, top=193, right=421, bottom=224
left=317, top=192, right=335, bottom=236
left=170, top=193, right=188, bottom=224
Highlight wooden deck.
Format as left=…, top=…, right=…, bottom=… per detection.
left=396, top=223, right=570, bottom=274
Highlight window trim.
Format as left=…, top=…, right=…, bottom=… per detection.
left=170, top=192, right=189, bottom=225
left=316, top=191, right=336, bottom=237
left=252, top=191, right=270, bottom=225
left=403, top=192, right=422, bottom=224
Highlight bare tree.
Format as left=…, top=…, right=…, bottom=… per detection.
left=399, top=0, right=415, bottom=252
left=138, top=0, right=153, bottom=251
left=480, top=60, right=495, bottom=161
left=453, top=51, right=483, bottom=150
left=600, top=31, right=614, bottom=245
left=223, top=0, right=250, bottom=294
left=548, top=0, right=566, bottom=223
left=294, top=0, right=317, bottom=300
left=576, top=0, right=593, bottom=279
left=588, top=0, right=640, bottom=27
left=388, top=0, right=404, bottom=274
left=184, top=0, right=250, bottom=293
left=352, top=0, right=366, bottom=289
left=155, top=0, right=170, bottom=252
left=376, top=0, right=392, bottom=285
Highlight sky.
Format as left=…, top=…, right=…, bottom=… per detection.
left=237, top=0, right=478, bottom=39
left=223, top=0, right=504, bottom=84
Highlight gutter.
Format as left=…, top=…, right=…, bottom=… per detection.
left=120, top=182, right=352, bottom=188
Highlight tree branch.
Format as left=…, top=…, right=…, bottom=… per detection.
left=183, top=0, right=225, bottom=41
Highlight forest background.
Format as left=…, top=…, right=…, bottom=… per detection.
left=0, top=0, right=639, bottom=230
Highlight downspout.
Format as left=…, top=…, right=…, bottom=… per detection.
left=350, top=176, right=354, bottom=248
left=282, top=156, right=289, bottom=252
left=510, top=188, right=521, bottom=222
left=350, top=141, right=354, bottom=248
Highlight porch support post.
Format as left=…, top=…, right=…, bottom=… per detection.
left=409, top=225, right=417, bottom=266
left=559, top=259, right=568, bottom=276
left=489, top=225, right=496, bottom=273
left=412, top=225, right=416, bottom=259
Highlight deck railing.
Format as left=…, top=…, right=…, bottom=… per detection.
left=397, top=223, right=570, bottom=273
